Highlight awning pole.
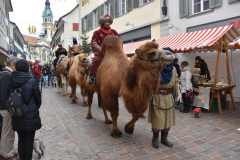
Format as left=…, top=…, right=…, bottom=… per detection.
left=224, top=39, right=232, bottom=85
left=214, top=42, right=221, bottom=84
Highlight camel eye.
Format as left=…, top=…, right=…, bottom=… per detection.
left=148, top=52, right=156, bottom=58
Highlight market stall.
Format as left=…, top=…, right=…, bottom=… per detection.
left=124, top=24, right=240, bottom=114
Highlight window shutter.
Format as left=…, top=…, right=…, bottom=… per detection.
left=179, top=0, right=189, bottom=18
left=210, top=0, right=223, bottom=8
left=229, top=0, right=240, bottom=4
left=127, top=0, right=133, bottom=12
left=133, top=0, right=139, bottom=8
left=115, top=0, right=120, bottom=18
left=110, top=0, right=115, bottom=17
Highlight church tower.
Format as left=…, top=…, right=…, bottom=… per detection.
left=41, top=0, right=53, bottom=42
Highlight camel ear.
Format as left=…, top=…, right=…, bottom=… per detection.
left=135, top=49, right=141, bottom=55
left=126, top=67, right=138, bottom=90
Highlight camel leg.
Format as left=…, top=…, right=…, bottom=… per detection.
left=110, top=111, right=122, bottom=138
left=97, top=93, right=102, bottom=108
left=102, top=106, right=112, bottom=124
left=125, top=115, right=139, bottom=135
left=86, top=93, right=94, bottom=119
left=71, top=85, right=77, bottom=104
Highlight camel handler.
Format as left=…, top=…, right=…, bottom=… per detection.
left=69, top=38, right=83, bottom=57
left=53, top=43, right=68, bottom=68
left=148, top=47, right=177, bottom=149
left=89, top=15, right=119, bottom=84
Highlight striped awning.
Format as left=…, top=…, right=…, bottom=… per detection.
left=229, top=38, right=240, bottom=49
left=123, top=39, right=150, bottom=54
left=157, top=24, right=240, bottom=52
left=123, top=24, right=240, bottom=54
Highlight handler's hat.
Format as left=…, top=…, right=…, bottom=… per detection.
left=99, top=15, right=113, bottom=26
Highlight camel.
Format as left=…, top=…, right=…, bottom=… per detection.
left=96, top=36, right=174, bottom=137
left=55, top=55, right=70, bottom=95
left=68, top=53, right=91, bottom=104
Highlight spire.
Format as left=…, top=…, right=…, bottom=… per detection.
left=42, top=0, right=53, bottom=18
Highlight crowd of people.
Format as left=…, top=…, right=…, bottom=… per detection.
left=0, top=57, right=42, bottom=160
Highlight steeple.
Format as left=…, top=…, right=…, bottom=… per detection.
left=42, top=0, right=53, bottom=21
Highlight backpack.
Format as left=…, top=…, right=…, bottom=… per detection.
left=8, top=88, right=27, bottom=117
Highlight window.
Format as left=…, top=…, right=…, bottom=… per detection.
left=82, top=17, right=87, bottom=32
left=139, top=0, right=153, bottom=6
left=92, top=10, right=97, bottom=28
left=119, top=0, right=127, bottom=16
left=193, top=0, right=210, bottom=14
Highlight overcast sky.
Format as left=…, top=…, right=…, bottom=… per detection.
left=10, top=0, right=78, bottom=35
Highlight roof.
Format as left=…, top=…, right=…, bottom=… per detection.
left=42, top=0, right=53, bottom=17
left=24, top=35, right=39, bottom=45
left=124, top=24, right=240, bottom=54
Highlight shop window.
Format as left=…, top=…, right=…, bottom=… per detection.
left=193, top=0, right=210, bottom=14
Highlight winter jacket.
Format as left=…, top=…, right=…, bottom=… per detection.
left=11, top=71, right=42, bottom=131
left=0, top=70, right=12, bottom=110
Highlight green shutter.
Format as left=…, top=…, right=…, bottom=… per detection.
left=133, top=0, right=139, bottom=8
left=127, top=0, right=133, bottom=12
left=210, top=0, right=223, bottom=8
left=229, top=0, right=240, bottom=4
left=179, top=0, right=189, bottom=18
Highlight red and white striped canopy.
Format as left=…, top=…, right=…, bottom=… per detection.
left=123, top=24, right=240, bottom=54
left=123, top=39, right=150, bottom=54
left=229, top=38, right=240, bottom=49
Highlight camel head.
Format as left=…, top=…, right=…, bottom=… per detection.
left=69, top=45, right=83, bottom=56
left=102, top=36, right=123, bottom=56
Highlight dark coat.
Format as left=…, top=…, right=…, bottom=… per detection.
left=55, top=47, right=68, bottom=59
left=11, top=71, right=42, bottom=131
left=0, top=70, right=12, bottom=110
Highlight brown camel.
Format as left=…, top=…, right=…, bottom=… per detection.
left=55, top=55, right=70, bottom=95
left=96, top=36, right=173, bottom=137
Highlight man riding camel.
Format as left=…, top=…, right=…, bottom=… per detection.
left=89, top=15, right=119, bottom=84
left=69, top=38, right=83, bottom=57
left=53, top=43, right=68, bottom=68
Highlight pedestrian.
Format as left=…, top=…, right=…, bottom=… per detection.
left=53, top=44, right=68, bottom=68
left=173, top=58, right=181, bottom=78
left=180, top=61, right=193, bottom=113
left=194, top=56, right=211, bottom=81
left=32, top=60, right=42, bottom=83
left=11, top=59, right=42, bottom=160
left=148, top=48, right=177, bottom=149
left=89, top=15, right=119, bottom=84
left=0, top=57, right=17, bottom=159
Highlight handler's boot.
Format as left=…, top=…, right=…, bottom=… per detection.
left=161, top=128, right=173, bottom=148
left=152, top=129, right=160, bottom=149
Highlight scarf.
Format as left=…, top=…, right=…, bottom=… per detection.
left=160, top=64, right=173, bottom=84
left=100, top=27, right=114, bottom=35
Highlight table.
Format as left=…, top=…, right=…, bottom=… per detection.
left=197, top=83, right=236, bottom=114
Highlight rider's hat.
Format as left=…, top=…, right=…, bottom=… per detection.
left=99, top=15, right=113, bottom=26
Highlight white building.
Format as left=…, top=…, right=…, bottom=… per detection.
left=79, top=0, right=160, bottom=43
left=0, top=0, right=13, bottom=64
left=51, top=4, right=80, bottom=50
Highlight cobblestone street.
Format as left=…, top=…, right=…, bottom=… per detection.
left=35, top=88, right=240, bottom=160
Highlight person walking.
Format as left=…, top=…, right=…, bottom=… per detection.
left=148, top=48, right=177, bottom=149
left=11, top=59, right=42, bottom=160
left=180, top=61, right=193, bottom=113
left=0, top=57, right=17, bottom=159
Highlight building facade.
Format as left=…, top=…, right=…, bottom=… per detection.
left=24, top=35, right=52, bottom=64
left=9, top=22, right=27, bottom=59
left=0, top=0, right=13, bottom=64
left=51, top=4, right=80, bottom=50
left=80, top=0, right=161, bottom=43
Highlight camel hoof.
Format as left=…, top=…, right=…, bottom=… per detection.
left=111, top=130, right=122, bottom=138
left=86, top=114, right=93, bottom=120
left=125, top=125, right=134, bottom=134
left=71, top=99, right=77, bottom=104
left=105, top=120, right=112, bottom=124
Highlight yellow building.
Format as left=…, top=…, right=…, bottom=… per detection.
left=80, top=0, right=161, bottom=43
